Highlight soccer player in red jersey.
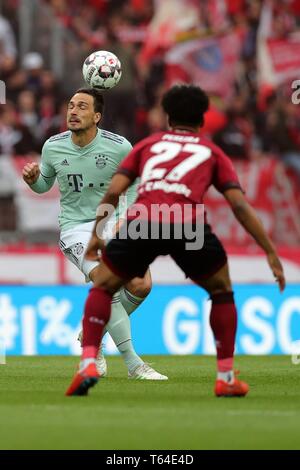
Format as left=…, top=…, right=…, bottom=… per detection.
left=66, top=85, right=286, bottom=397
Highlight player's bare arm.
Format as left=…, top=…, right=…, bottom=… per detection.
left=22, top=162, right=40, bottom=185
left=85, top=173, right=132, bottom=261
left=224, top=188, right=286, bottom=292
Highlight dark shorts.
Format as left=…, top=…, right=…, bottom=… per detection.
left=102, top=221, right=227, bottom=283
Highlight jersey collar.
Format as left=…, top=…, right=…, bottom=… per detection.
left=70, top=128, right=99, bottom=152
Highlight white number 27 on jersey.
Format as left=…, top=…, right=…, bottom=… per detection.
left=140, top=141, right=211, bottom=184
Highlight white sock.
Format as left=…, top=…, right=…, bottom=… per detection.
left=117, top=339, right=144, bottom=373
left=120, top=287, right=145, bottom=315
left=217, top=370, right=234, bottom=383
left=105, top=294, right=144, bottom=372
left=79, top=358, right=95, bottom=372
left=78, top=294, right=144, bottom=373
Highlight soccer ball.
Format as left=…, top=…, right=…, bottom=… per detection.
left=82, top=50, right=122, bottom=90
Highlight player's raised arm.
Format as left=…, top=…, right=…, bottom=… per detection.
left=224, top=188, right=286, bottom=292
left=22, top=162, right=41, bottom=186
left=22, top=141, right=56, bottom=193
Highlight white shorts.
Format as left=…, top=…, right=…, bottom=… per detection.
left=59, top=221, right=113, bottom=282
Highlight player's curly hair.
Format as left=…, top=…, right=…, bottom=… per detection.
left=75, top=87, right=104, bottom=115
left=161, top=84, right=209, bottom=127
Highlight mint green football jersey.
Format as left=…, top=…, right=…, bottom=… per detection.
left=31, top=129, right=136, bottom=231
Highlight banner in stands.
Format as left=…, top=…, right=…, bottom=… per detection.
left=267, top=38, right=300, bottom=84
left=165, top=33, right=242, bottom=99
left=257, top=34, right=300, bottom=86
left=205, top=158, right=300, bottom=247
left=0, top=285, right=299, bottom=357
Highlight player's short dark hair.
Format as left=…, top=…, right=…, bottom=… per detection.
left=74, top=87, right=104, bottom=114
left=161, top=85, right=209, bottom=127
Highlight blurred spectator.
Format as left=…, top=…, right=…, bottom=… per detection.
left=201, top=99, right=227, bottom=138
left=4, top=52, right=46, bottom=101
left=213, top=95, right=253, bottom=160
left=0, top=102, right=37, bottom=156
left=17, top=90, right=39, bottom=139
left=22, top=52, right=45, bottom=95
left=144, top=84, right=167, bottom=134
left=262, top=100, right=300, bottom=180
left=0, top=13, right=17, bottom=85
left=44, top=100, right=68, bottom=139
left=0, top=14, right=17, bottom=67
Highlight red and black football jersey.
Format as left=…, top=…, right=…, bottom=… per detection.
left=117, top=130, right=242, bottom=222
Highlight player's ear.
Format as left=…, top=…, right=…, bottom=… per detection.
left=95, top=112, right=101, bottom=125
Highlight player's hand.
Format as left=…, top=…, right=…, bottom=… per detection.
left=85, top=234, right=104, bottom=261
left=22, top=162, right=40, bottom=185
left=267, top=252, right=286, bottom=292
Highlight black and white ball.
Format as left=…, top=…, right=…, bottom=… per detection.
left=82, top=51, right=122, bottom=90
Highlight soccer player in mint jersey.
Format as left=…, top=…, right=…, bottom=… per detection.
left=22, top=88, right=167, bottom=380
left=66, top=84, right=286, bottom=397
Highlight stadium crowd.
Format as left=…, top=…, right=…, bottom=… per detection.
left=0, top=0, right=300, bottom=239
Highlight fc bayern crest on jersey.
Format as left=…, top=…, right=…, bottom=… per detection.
left=72, top=242, right=84, bottom=257
left=95, top=154, right=108, bottom=169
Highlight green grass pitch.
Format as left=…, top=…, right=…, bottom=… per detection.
left=0, top=355, right=299, bottom=450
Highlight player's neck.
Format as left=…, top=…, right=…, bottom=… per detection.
left=71, top=127, right=98, bottom=148
left=171, top=125, right=200, bottom=134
